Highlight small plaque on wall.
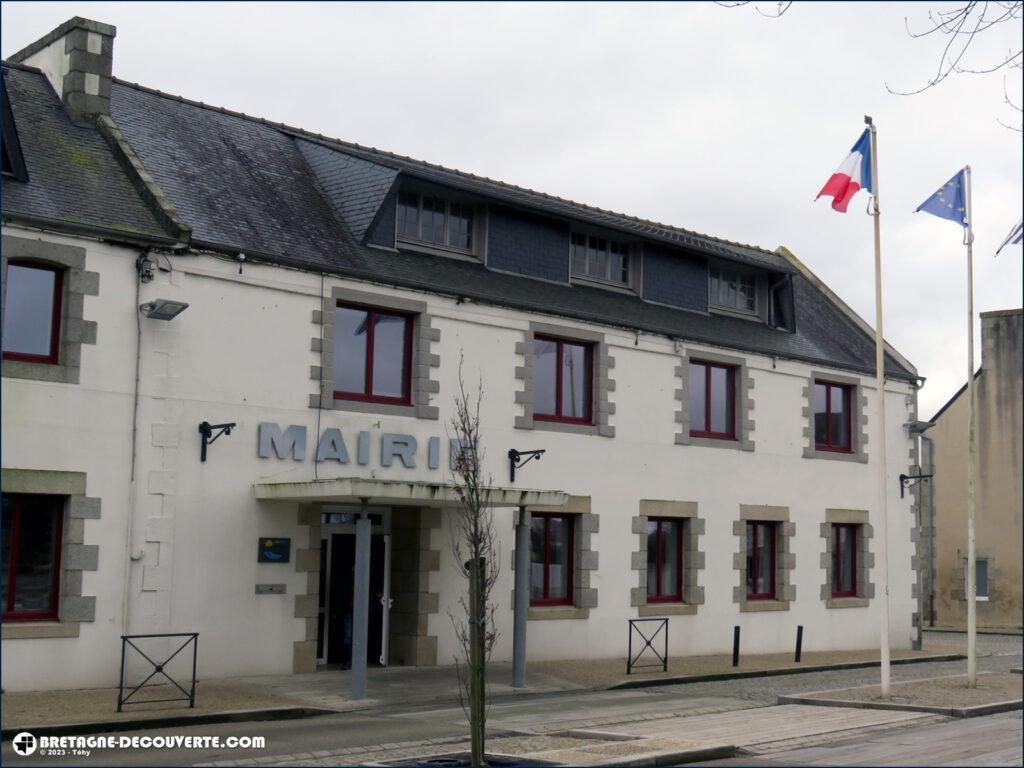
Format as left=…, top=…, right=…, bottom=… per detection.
left=258, top=537, right=291, bottom=563
left=255, top=584, right=286, bottom=595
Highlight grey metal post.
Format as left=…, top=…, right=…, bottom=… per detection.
left=350, top=499, right=372, bottom=700
left=512, top=505, right=530, bottom=688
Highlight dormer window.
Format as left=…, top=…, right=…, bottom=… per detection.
left=571, top=232, right=631, bottom=287
left=397, top=191, right=476, bottom=253
left=709, top=265, right=758, bottom=316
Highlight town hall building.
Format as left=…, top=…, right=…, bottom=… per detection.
left=1, top=18, right=924, bottom=693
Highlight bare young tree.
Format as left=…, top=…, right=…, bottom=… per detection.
left=447, top=354, right=499, bottom=765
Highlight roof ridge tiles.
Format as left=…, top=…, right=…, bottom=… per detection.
left=110, top=75, right=776, bottom=259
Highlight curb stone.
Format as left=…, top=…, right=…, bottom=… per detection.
left=777, top=693, right=1023, bottom=718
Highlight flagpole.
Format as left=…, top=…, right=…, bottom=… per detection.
left=865, top=115, right=891, bottom=698
left=965, top=164, right=977, bottom=688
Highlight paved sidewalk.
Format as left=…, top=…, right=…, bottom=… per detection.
left=1, top=647, right=958, bottom=731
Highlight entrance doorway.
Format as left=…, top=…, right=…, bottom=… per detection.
left=316, top=510, right=391, bottom=668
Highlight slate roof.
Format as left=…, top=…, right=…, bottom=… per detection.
left=1, top=65, right=916, bottom=380
left=0, top=65, right=172, bottom=243
left=296, top=139, right=399, bottom=243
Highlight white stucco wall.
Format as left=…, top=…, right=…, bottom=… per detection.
left=1, top=226, right=919, bottom=691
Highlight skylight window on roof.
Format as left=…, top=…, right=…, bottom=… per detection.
left=1, top=73, right=29, bottom=183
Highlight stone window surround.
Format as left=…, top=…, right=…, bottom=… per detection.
left=1, top=235, right=99, bottom=385
left=952, top=548, right=998, bottom=603
left=819, top=509, right=875, bottom=609
left=630, top=500, right=705, bottom=617
left=802, top=371, right=868, bottom=463
left=510, top=495, right=598, bottom=621
left=514, top=322, right=615, bottom=438
left=309, top=285, right=441, bottom=420
left=675, top=348, right=755, bottom=451
left=1, top=468, right=100, bottom=640
left=732, top=504, right=795, bottom=612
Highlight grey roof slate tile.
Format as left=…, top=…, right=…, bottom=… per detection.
left=296, top=139, right=398, bottom=243
left=1, top=65, right=170, bottom=242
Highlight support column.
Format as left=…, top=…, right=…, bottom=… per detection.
left=512, top=505, right=529, bottom=688
left=351, top=498, right=371, bottom=700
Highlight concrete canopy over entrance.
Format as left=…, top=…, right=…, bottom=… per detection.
left=253, top=476, right=568, bottom=509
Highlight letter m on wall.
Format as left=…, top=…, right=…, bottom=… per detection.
left=258, top=423, right=308, bottom=461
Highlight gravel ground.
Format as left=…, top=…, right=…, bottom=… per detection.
left=529, top=647, right=950, bottom=689
left=802, top=671, right=1023, bottom=708
left=485, top=734, right=595, bottom=754
left=0, top=681, right=308, bottom=729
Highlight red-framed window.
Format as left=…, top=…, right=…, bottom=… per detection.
left=689, top=360, right=736, bottom=439
left=529, top=513, right=574, bottom=606
left=2, top=494, right=63, bottom=622
left=1, top=261, right=63, bottom=365
left=533, top=335, right=593, bottom=424
left=814, top=381, right=852, bottom=452
left=332, top=303, right=414, bottom=405
left=646, top=517, right=684, bottom=603
left=745, top=521, right=776, bottom=600
left=832, top=524, right=858, bottom=598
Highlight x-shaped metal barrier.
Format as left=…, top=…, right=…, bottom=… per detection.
left=626, top=618, right=668, bottom=675
left=117, top=633, right=198, bottom=712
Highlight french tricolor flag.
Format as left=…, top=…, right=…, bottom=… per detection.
left=816, top=129, right=874, bottom=213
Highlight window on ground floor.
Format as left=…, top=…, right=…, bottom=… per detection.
left=964, top=557, right=989, bottom=600
left=745, top=520, right=776, bottom=600
left=1, top=494, right=63, bottom=621
left=530, top=513, right=574, bottom=605
left=647, top=517, right=684, bottom=603
left=832, top=523, right=858, bottom=598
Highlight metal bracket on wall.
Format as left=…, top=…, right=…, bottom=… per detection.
left=508, top=448, right=545, bottom=483
left=898, top=472, right=933, bottom=499
left=199, top=421, right=236, bottom=463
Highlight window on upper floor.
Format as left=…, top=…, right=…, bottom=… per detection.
left=746, top=521, right=776, bottom=600
left=2, top=494, right=63, bottom=621
left=530, top=512, right=575, bottom=605
left=688, top=360, right=736, bottom=440
left=396, top=191, right=476, bottom=253
left=332, top=302, right=414, bottom=405
left=814, top=381, right=852, bottom=452
left=570, top=232, right=631, bottom=286
left=2, top=261, right=63, bottom=365
left=709, top=265, right=758, bottom=315
left=647, top=517, right=684, bottom=603
left=533, top=335, right=593, bottom=424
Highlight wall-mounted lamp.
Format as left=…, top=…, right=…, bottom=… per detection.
left=139, top=299, right=189, bottom=321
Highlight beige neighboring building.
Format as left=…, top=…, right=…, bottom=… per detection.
left=924, top=309, right=1022, bottom=630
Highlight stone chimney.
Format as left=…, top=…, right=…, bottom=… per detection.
left=8, top=17, right=116, bottom=121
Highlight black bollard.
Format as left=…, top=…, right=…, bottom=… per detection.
left=795, top=625, right=804, bottom=663
left=732, top=626, right=740, bottom=667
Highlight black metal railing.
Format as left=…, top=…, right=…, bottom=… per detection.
left=117, top=633, right=198, bottom=712
left=626, top=618, right=668, bottom=675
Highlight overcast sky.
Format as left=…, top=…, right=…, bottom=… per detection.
left=3, top=2, right=1021, bottom=415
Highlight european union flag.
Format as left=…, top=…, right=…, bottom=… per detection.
left=916, top=169, right=968, bottom=227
